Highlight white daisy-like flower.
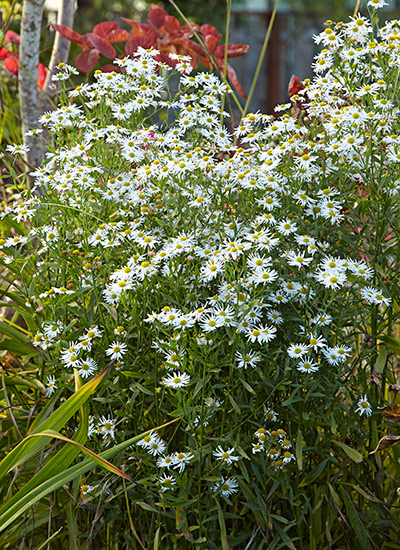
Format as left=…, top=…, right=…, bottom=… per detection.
left=158, top=474, right=176, bottom=492
left=162, top=371, right=191, bottom=389
left=235, top=351, right=261, bottom=369
left=265, top=408, right=278, bottom=422
left=105, top=341, right=127, bottom=360
left=147, top=438, right=167, bottom=456
left=99, top=416, right=116, bottom=440
left=213, top=477, right=239, bottom=497
left=172, top=451, right=194, bottom=472
left=296, top=357, right=319, bottom=374
left=156, top=454, right=175, bottom=469
left=77, top=358, right=98, bottom=378
left=46, top=375, right=57, bottom=397
left=213, top=446, right=239, bottom=465
left=252, top=442, right=264, bottom=454
left=287, top=343, right=310, bottom=359
left=355, top=395, right=372, bottom=417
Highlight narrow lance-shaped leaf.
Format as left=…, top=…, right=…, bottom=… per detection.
left=0, top=418, right=179, bottom=532
left=0, top=376, right=89, bottom=520
left=21, top=430, right=135, bottom=481
left=0, top=364, right=111, bottom=483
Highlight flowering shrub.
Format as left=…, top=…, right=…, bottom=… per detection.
left=2, top=3, right=400, bottom=548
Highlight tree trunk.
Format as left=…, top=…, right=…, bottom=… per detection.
left=18, top=0, right=45, bottom=182
left=43, top=0, right=75, bottom=93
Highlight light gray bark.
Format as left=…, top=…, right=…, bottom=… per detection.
left=19, top=0, right=45, bottom=179
left=43, top=0, right=75, bottom=93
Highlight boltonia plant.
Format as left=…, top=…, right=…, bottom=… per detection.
left=3, top=4, right=400, bottom=544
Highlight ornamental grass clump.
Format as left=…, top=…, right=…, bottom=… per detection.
left=2, top=3, right=400, bottom=548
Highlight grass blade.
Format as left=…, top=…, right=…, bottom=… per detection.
left=0, top=364, right=111, bottom=483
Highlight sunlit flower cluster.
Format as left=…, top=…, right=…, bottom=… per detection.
left=2, top=3, right=395, bottom=503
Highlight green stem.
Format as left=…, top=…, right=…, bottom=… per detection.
left=220, top=0, right=232, bottom=124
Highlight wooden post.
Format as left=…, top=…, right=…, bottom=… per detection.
left=266, top=10, right=281, bottom=114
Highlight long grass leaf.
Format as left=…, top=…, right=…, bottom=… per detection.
left=340, top=487, right=373, bottom=550
left=0, top=394, right=88, bottom=518
left=0, top=364, right=111, bottom=483
left=0, top=418, right=179, bottom=532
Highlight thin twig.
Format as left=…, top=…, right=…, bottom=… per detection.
left=353, top=0, right=361, bottom=17
left=244, top=526, right=261, bottom=550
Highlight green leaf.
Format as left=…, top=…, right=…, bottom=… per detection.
left=340, top=487, right=373, bottom=550
left=31, top=430, right=136, bottom=480
left=0, top=364, right=112, bottom=483
left=299, top=459, right=329, bottom=487
left=0, top=386, right=88, bottom=520
left=0, top=321, right=31, bottom=343
left=34, top=527, right=63, bottom=550
left=332, top=440, right=363, bottom=463
left=216, top=499, right=229, bottom=550
left=295, top=430, right=303, bottom=471
left=153, top=527, right=161, bottom=550
left=0, top=418, right=178, bottom=532
left=328, top=483, right=341, bottom=507
left=380, top=335, right=400, bottom=355
left=137, top=501, right=158, bottom=512
left=239, top=378, right=255, bottom=394
left=28, top=388, right=63, bottom=433
left=375, top=346, right=388, bottom=373
left=3, top=376, right=45, bottom=393
left=0, top=339, right=38, bottom=355
left=227, top=393, right=240, bottom=415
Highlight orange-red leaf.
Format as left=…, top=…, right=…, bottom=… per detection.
left=5, top=30, right=20, bottom=45
left=125, top=32, right=158, bottom=55
left=76, top=48, right=100, bottom=73
left=203, top=34, right=220, bottom=53
left=53, top=24, right=87, bottom=48
left=93, top=21, right=119, bottom=38
left=148, top=7, right=167, bottom=30
left=214, top=43, right=249, bottom=59
left=226, top=63, right=247, bottom=98
left=38, top=63, right=47, bottom=89
left=86, top=33, right=116, bottom=59
left=4, top=54, right=19, bottom=75
left=288, top=74, right=304, bottom=97
left=162, top=14, right=180, bottom=35
left=101, top=64, right=120, bottom=73
left=200, top=24, right=221, bottom=41
left=107, top=29, right=130, bottom=43
left=0, top=47, right=9, bottom=61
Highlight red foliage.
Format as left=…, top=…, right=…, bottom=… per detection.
left=5, top=30, right=21, bottom=45
left=0, top=31, right=47, bottom=88
left=53, top=4, right=249, bottom=97
left=288, top=74, right=308, bottom=118
left=288, top=75, right=304, bottom=97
